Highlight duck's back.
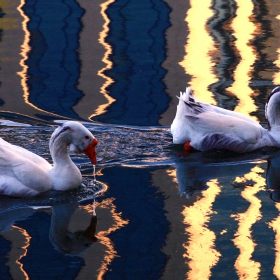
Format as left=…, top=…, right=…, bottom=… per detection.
left=0, top=138, right=51, bottom=170
left=0, top=138, right=52, bottom=197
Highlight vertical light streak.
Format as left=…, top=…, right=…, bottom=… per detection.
left=16, top=0, right=62, bottom=118
left=13, top=226, right=30, bottom=280
left=182, top=179, right=221, bottom=279
left=83, top=198, right=128, bottom=280
left=268, top=203, right=280, bottom=279
left=227, top=0, right=259, bottom=120
left=2, top=225, right=31, bottom=280
left=179, top=0, right=217, bottom=104
left=89, top=0, right=116, bottom=119
left=231, top=166, right=265, bottom=279
left=273, top=15, right=280, bottom=84
left=96, top=199, right=128, bottom=280
left=16, top=0, right=30, bottom=104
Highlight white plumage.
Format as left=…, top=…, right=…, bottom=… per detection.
left=0, top=121, right=98, bottom=197
left=171, top=87, right=280, bottom=153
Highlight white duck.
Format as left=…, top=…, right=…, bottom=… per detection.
left=171, top=86, right=280, bottom=153
left=0, top=121, right=98, bottom=197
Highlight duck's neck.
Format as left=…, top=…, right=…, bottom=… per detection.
left=50, top=135, right=71, bottom=165
left=50, top=135, right=82, bottom=191
left=267, top=95, right=280, bottom=129
left=49, top=203, right=78, bottom=253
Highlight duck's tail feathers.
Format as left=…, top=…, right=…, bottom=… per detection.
left=177, top=87, right=195, bottom=102
left=178, top=87, right=210, bottom=115
left=184, top=100, right=205, bottom=115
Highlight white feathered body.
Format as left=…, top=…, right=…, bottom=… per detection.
left=171, top=87, right=280, bottom=153
left=0, top=121, right=97, bottom=197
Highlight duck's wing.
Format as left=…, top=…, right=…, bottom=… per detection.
left=0, top=140, right=52, bottom=196
left=172, top=87, right=263, bottom=147
left=186, top=107, right=266, bottom=153
left=181, top=87, right=259, bottom=125
left=0, top=138, right=50, bottom=169
left=197, top=132, right=258, bottom=153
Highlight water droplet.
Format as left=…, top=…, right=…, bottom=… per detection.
left=93, top=164, right=96, bottom=183
left=92, top=199, right=96, bottom=216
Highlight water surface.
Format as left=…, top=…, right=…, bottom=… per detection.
left=1, top=0, right=280, bottom=279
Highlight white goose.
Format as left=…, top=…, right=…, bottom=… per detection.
left=0, top=121, right=98, bottom=197
left=171, top=86, right=280, bottom=153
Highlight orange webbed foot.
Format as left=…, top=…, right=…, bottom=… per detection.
left=183, top=141, right=192, bottom=153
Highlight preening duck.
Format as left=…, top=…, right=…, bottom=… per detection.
left=171, top=86, right=280, bottom=153
left=0, top=121, right=98, bottom=197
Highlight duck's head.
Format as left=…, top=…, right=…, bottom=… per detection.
left=50, top=121, right=98, bottom=164
left=266, top=86, right=280, bottom=130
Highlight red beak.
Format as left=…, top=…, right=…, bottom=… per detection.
left=83, top=138, right=98, bottom=164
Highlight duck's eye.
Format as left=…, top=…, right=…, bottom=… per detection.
left=85, top=135, right=90, bottom=140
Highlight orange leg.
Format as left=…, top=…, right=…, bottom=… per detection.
left=183, top=141, right=192, bottom=153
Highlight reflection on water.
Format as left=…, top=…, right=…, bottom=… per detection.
left=180, top=0, right=217, bottom=104
left=0, top=184, right=128, bottom=279
left=92, top=198, right=129, bottom=279
left=226, top=0, right=259, bottom=119
left=1, top=225, right=31, bottom=279
left=75, top=0, right=116, bottom=120
left=1, top=0, right=280, bottom=278
left=49, top=202, right=98, bottom=255
left=269, top=203, right=280, bottom=279
left=231, top=167, right=264, bottom=279
left=17, top=0, right=31, bottom=106
left=0, top=0, right=279, bottom=125
left=171, top=150, right=280, bottom=278
left=182, top=179, right=221, bottom=279
left=92, top=0, right=116, bottom=118
left=272, top=15, right=280, bottom=85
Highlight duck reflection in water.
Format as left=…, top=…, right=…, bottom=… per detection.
left=175, top=150, right=280, bottom=201
left=175, top=158, right=254, bottom=198
left=266, top=151, right=280, bottom=203
left=49, top=202, right=98, bottom=255
left=0, top=201, right=98, bottom=255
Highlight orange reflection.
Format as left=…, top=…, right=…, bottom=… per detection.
left=180, top=0, right=217, bottom=104
left=17, top=0, right=63, bottom=119
left=13, top=226, right=30, bottom=280
left=89, top=0, right=116, bottom=119
left=182, top=179, right=221, bottom=279
left=1, top=225, right=31, bottom=279
left=227, top=0, right=260, bottom=120
left=16, top=0, right=30, bottom=103
left=268, top=203, right=280, bottom=279
left=231, top=166, right=265, bottom=279
left=83, top=198, right=128, bottom=279
left=273, top=16, right=280, bottom=84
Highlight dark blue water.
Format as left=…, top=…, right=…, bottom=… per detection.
left=1, top=0, right=280, bottom=279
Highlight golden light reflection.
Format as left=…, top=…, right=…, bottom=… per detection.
left=16, top=0, right=63, bottom=119
left=227, top=0, right=260, bottom=120
left=16, top=0, right=30, bottom=101
left=13, top=226, right=30, bottom=280
left=166, top=169, right=177, bottom=183
left=0, top=3, right=17, bottom=30
left=231, top=166, right=265, bottom=279
left=273, top=16, right=280, bottom=84
left=268, top=203, right=280, bottom=279
left=182, top=179, right=221, bottom=279
left=83, top=198, right=129, bottom=280
left=89, top=0, right=116, bottom=119
left=1, top=225, right=31, bottom=280
left=180, top=0, right=217, bottom=104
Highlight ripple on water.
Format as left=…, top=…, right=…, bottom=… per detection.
left=0, top=181, right=107, bottom=213
left=0, top=120, right=276, bottom=170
